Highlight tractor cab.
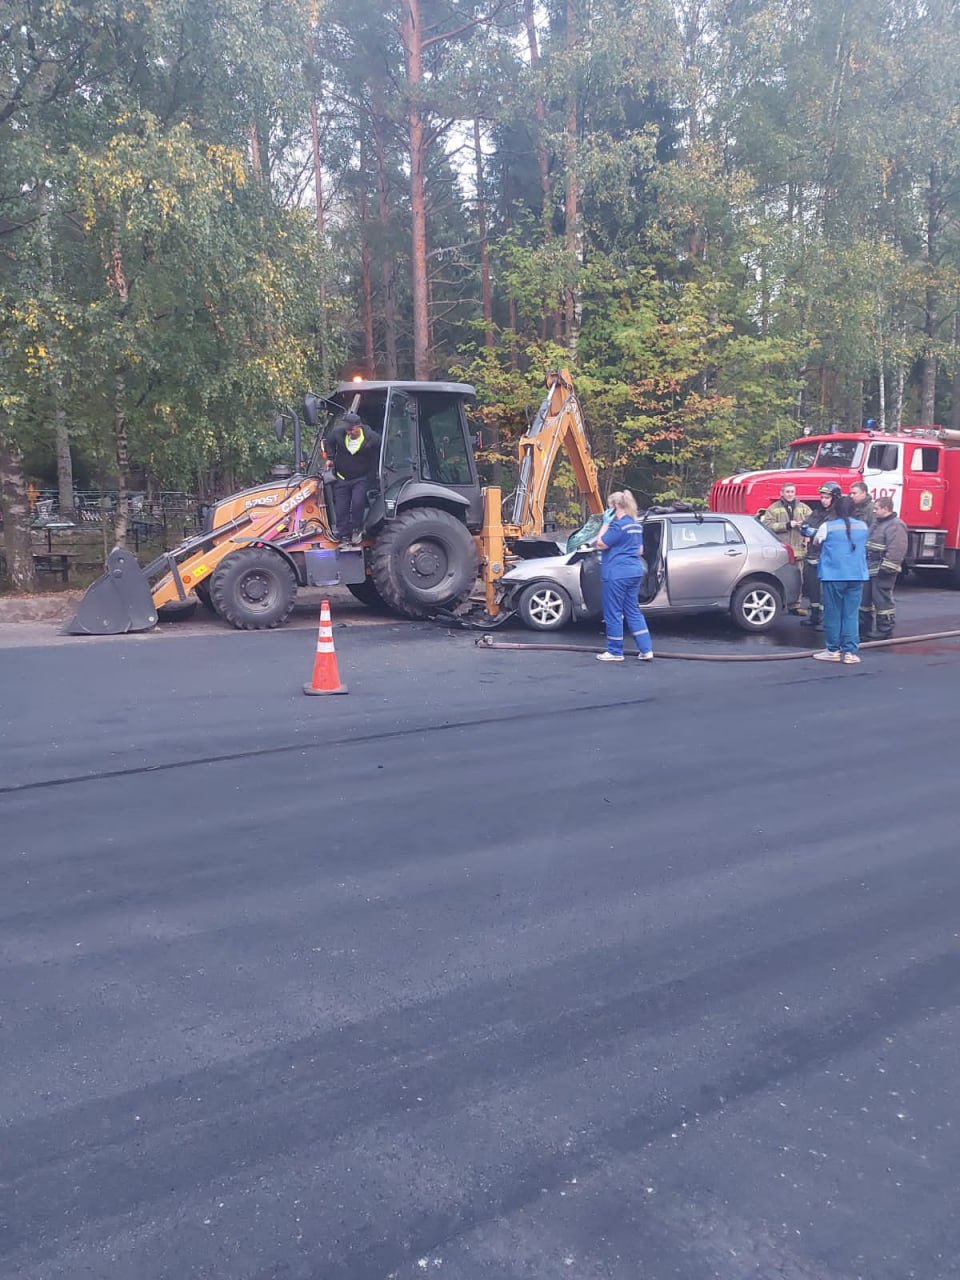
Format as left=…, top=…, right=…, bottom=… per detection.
left=303, top=381, right=484, bottom=536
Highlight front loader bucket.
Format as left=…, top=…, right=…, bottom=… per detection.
left=63, top=548, right=158, bottom=636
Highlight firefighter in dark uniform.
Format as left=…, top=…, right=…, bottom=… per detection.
left=850, top=480, right=875, bottom=531
left=861, top=495, right=908, bottom=638
left=800, top=482, right=841, bottom=630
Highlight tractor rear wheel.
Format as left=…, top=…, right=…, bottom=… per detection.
left=371, top=508, right=477, bottom=618
left=347, top=578, right=387, bottom=609
left=194, top=580, right=216, bottom=611
left=210, top=547, right=297, bottom=630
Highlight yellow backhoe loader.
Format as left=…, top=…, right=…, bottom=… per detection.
left=65, top=369, right=604, bottom=635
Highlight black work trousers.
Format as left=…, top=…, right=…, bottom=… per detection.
left=803, top=559, right=821, bottom=610
left=334, top=476, right=369, bottom=540
left=862, top=570, right=897, bottom=633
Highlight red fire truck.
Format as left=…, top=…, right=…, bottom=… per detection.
left=709, top=427, right=960, bottom=586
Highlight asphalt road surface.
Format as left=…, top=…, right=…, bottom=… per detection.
left=2, top=587, right=959, bottom=1280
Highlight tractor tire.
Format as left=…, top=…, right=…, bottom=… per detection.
left=194, top=580, right=215, bottom=611
left=347, top=578, right=387, bottom=609
left=371, top=508, right=478, bottom=618
left=209, top=547, right=297, bottom=630
left=156, top=600, right=198, bottom=623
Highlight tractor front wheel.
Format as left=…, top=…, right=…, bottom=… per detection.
left=210, top=547, right=297, bottom=630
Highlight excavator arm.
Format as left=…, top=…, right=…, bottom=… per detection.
left=479, top=368, right=604, bottom=615
left=505, top=368, right=603, bottom=536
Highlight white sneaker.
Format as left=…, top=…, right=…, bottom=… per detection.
left=812, top=649, right=841, bottom=662
left=637, top=651, right=653, bottom=661
left=596, top=652, right=624, bottom=662
left=842, top=652, right=861, bottom=664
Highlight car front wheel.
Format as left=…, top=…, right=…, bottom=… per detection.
left=517, top=581, right=573, bottom=631
left=731, top=580, right=781, bottom=632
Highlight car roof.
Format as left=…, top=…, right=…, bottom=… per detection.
left=644, top=510, right=753, bottom=524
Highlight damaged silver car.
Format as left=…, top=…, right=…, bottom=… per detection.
left=498, top=510, right=801, bottom=633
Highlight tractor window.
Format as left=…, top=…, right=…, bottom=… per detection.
left=866, top=442, right=900, bottom=471
left=417, top=398, right=472, bottom=485
left=383, top=392, right=416, bottom=476
left=910, top=446, right=941, bottom=473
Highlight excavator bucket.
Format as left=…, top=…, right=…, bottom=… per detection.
left=63, top=548, right=158, bottom=635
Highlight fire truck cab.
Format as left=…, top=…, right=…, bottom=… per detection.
left=709, top=427, right=960, bottom=586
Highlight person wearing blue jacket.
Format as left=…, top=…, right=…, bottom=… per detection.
left=811, top=490, right=869, bottom=664
left=594, top=490, right=653, bottom=662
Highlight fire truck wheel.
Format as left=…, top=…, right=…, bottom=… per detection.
left=730, top=580, right=781, bottom=632
left=210, top=547, right=297, bottom=630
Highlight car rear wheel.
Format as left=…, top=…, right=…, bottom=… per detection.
left=731, top=580, right=781, bottom=632
left=517, top=581, right=573, bottom=631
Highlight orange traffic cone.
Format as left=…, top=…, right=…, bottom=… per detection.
left=303, top=599, right=348, bottom=695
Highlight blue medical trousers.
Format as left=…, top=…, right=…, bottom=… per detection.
left=821, top=580, right=863, bottom=655
left=602, top=575, right=651, bottom=656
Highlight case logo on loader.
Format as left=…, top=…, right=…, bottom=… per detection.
left=278, top=485, right=314, bottom=516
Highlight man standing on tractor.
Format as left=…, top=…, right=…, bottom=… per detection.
left=861, top=495, right=908, bottom=638
left=324, top=412, right=381, bottom=549
left=761, top=482, right=812, bottom=612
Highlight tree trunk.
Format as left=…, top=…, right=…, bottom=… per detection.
left=563, top=0, right=579, bottom=355
left=114, top=366, right=130, bottom=547
left=474, top=118, right=494, bottom=350
left=0, top=434, right=38, bottom=591
left=38, top=183, right=75, bottom=518
left=920, top=164, right=942, bottom=424
left=524, top=0, right=560, bottom=339
left=876, top=293, right=886, bottom=431
left=892, top=340, right=905, bottom=432
left=371, top=109, right=399, bottom=378
left=250, top=124, right=264, bottom=183
left=400, top=0, right=431, bottom=379
left=111, top=215, right=130, bottom=547
left=359, top=145, right=376, bottom=373
left=55, top=398, right=74, bottom=519
left=310, top=98, right=330, bottom=386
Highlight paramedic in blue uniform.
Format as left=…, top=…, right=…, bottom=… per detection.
left=594, top=490, right=654, bottom=662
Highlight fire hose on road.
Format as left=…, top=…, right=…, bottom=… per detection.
left=475, top=629, right=960, bottom=662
